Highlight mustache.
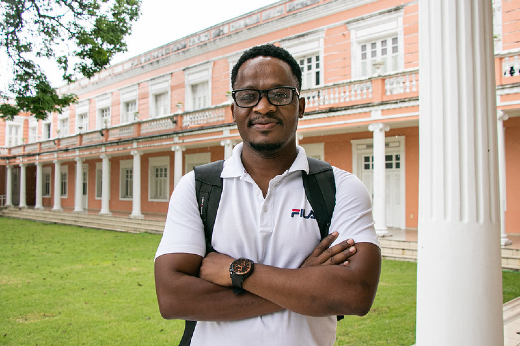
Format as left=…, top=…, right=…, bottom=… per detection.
left=248, top=115, right=282, bottom=126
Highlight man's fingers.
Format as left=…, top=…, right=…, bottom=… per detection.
left=323, top=245, right=356, bottom=266
left=314, top=238, right=354, bottom=264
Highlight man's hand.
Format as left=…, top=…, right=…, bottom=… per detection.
left=199, top=252, right=235, bottom=287
left=300, top=231, right=356, bottom=268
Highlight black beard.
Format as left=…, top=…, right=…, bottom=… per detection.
left=249, top=141, right=284, bottom=152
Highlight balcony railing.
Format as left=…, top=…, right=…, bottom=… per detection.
left=1, top=72, right=420, bottom=159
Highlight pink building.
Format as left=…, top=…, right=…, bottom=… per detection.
left=1, top=0, right=519, bottom=238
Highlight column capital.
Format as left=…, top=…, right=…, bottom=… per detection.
left=171, top=145, right=186, bottom=152
left=131, top=150, right=142, bottom=156
left=368, top=123, right=390, bottom=132
left=75, top=157, right=83, bottom=163
left=497, top=110, right=509, bottom=122
left=19, top=163, right=26, bottom=168
left=53, top=159, right=60, bottom=164
left=220, top=139, right=238, bottom=147
left=100, top=154, right=110, bottom=160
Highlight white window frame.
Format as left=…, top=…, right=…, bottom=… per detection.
left=281, top=30, right=325, bottom=90
left=96, top=94, right=112, bottom=129
left=119, top=159, right=133, bottom=200
left=58, top=108, right=70, bottom=137
left=42, top=167, right=51, bottom=197
left=347, top=9, right=404, bottom=79
left=5, top=117, right=24, bottom=146
left=76, top=100, right=89, bottom=133
left=28, top=118, right=38, bottom=143
left=184, top=153, right=211, bottom=174
left=149, top=75, right=171, bottom=118
left=95, top=162, right=102, bottom=199
left=149, top=156, right=170, bottom=202
left=60, top=165, right=68, bottom=198
left=184, top=62, right=212, bottom=111
left=119, top=85, right=138, bottom=124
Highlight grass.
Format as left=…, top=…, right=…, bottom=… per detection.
left=1, top=217, right=519, bottom=346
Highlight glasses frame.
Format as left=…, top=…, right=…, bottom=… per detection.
left=232, top=87, right=300, bottom=108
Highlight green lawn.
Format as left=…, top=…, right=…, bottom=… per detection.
left=1, top=217, right=519, bottom=346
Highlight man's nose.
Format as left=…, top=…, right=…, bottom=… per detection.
left=253, top=93, right=275, bottom=113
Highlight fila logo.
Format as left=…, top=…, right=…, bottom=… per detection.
left=291, top=209, right=315, bottom=219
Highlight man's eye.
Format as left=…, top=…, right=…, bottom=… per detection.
left=238, top=92, right=256, bottom=101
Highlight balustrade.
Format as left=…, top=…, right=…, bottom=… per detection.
left=183, top=107, right=225, bottom=127
left=140, top=117, right=176, bottom=134
left=502, top=53, right=520, bottom=78
left=59, top=136, right=77, bottom=147
left=108, top=124, right=135, bottom=139
left=24, top=143, right=39, bottom=153
left=82, top=131, right=103, bottom=144
left=385, top=72, right=418, bottom=95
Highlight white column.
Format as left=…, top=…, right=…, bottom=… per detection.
left=52, top=160, right=62, bottom=212
left=368, top=123, right=390, bottom=237
left=35, top=161, right=43, bottom=210
left=172, top=145, right=185, bottom=188
left=130, top=150, right=144, bottom=219
left=221, top=139, right=234, bottom=159
left=5, top=165, right=13, bottom=207
left=417, top=1, right=503, bottom=345
left=19, top=163, right=27, bottom=208
left=74, top=157, right=84, bottom=213
left=99, top=154, right=111, bottom=215
left=497, top=110, right=512, bottom=246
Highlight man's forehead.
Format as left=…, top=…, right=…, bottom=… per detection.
left=235, top=56, right=296, bottom=86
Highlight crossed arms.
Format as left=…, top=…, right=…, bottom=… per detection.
left=154, top=232, right=381, bottom=322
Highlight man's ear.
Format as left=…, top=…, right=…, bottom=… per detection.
left=231, top=103, right=236, bottom=122
left=298, top=97, right=306, bottom=119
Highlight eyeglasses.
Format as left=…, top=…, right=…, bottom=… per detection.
left=232, top=87, right=299, bottom=108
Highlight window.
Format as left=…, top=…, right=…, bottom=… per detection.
left=43, top=168, right=51, bottom=197
left=60, top=170, right=68, bottom=197
left=347, top=10, right=404, bottom=79
left=149, top=75, right=171, bottom=118
left=96, top=94, right=111, bottom=129
left=95, top=163, right=102, bottom=199
left=190, top=82, right=209, bottom=110
left=155, top=93, right=169, bottom=117
left=29, top=124, right=37, bottom=143
left=59, top=118, right=69, bottom=136
left=43, top=122, right=52, bottom=140
left=76, top=100, right=89, bottom=132
left=120, top=85, right=138, bottom=124
left=299, top=55, right=321, bottom=89
left=149, top=157, right=169, bottom=201
left=78, top=113, right=89, bottom=132
left=184, top=62, right=212, bottom=111
left=120, top=160, right=133, bottom=199
left=6, top=123, right=21, bottom=146
left=360, top=37, right=399, bottom=77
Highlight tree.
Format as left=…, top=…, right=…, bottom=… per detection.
left=0, top=0, right=141, bottom=120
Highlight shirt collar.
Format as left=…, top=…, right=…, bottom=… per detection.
left=221, top=142, right=309, bottom=178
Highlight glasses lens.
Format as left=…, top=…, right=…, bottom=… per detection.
left=267, top=88, right=294, bottom=105
left=234, top=90, right=260, bottom=107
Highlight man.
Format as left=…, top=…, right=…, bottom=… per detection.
left=155, top=44, right=381, bottom=346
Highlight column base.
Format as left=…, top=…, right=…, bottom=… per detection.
left=73, top=209, right=86, bottom=214
left=129, top=213, right=144, bottom=219
left=34, top=206, right=44, bottom=211
left=52, top=207, right=63, bottom=212
left=501, top=237, right=513, bottom=247
left=376, top=229, right=392, bottom=237
left=99, top=210, right=112, bottom=216
left=18, top=205, right=28, bottom=209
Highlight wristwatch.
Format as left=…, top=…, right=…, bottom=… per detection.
left=229, top=258, right=254, bottom=295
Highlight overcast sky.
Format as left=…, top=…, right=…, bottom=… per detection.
left=0, top=0, right=281, bottom=90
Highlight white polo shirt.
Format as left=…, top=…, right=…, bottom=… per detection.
left=156, top=143, right=379, bottom=346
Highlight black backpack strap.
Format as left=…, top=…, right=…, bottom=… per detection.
left=194, top=160, right=224, bottom=255
left=179, top=320, right=197, bottom=346
left=302, top=157, right=336, bottom=241
left=303, top=158, right=343, bottom=322
left=181, top=160, right=225, bottom=345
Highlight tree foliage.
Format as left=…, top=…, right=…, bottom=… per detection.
left=0, top=0, right=141, bottom=120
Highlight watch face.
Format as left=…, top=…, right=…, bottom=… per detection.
left=233, top=258, right=252, bottom=275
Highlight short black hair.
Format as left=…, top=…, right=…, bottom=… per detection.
left=231, top=44, right=302, bottom=91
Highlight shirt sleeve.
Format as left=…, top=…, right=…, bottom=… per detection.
left=154, top=171, right=206, bottom=260
left=329, top=167, right=380, bottom=248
